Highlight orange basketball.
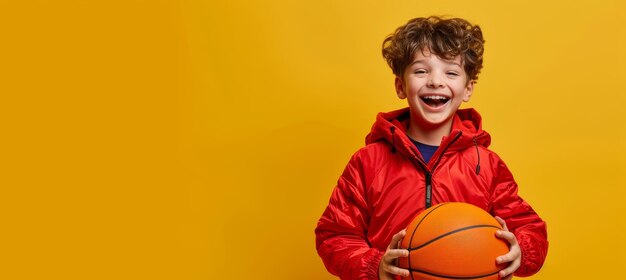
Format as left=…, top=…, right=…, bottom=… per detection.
left=398, top=202, right=509, bottom=280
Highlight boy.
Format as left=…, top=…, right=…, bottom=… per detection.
left=315, top=16, right=548, bottom=280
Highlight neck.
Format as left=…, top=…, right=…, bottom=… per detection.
left=406, top=118, right=454, bottom=146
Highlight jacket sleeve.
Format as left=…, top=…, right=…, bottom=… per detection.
left=490, top=156, right=549, bottom=277
left=315, top=151, right=383, bottom=280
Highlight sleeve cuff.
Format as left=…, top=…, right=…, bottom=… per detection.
left=514, top=234, right=543, bottom=277
left=364, top=248, right=384, bottom=280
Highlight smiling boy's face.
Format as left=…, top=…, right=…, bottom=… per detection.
left=395, top=49, right=474, bottom=130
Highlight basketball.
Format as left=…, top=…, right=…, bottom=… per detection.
left=397, top=202, right=509, bottom=280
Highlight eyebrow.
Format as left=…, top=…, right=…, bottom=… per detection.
left=409, top=59, right=462, bottom=67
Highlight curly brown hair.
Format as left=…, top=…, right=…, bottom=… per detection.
left=382, top=16, right=485, bottom=82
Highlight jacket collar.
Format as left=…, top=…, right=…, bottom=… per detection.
left=365, top=107, right=491, bottom=160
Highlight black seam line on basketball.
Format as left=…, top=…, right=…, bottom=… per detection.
left=407, top=224, right=501, bottom=251
left=407, top=268, right=500, bottom=279
left=407, top=203, right=448, bottom=280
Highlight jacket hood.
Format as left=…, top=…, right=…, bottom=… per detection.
left=365, top=107, right=491, bottom=159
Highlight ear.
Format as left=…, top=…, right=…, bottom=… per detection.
left=462, top=80, right=475, bottom=102
left=395, top=76, right=406, bottom=99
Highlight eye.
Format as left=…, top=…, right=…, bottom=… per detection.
left=446, top=71, right=460, bottom=76
left=414, top=69, right=427, bottom=74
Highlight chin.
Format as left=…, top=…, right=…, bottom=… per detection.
left=416, top=112, right=454, bottom=127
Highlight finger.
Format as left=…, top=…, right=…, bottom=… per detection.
left=494, top=216, right=509, bottom=231
left=383, top=249, right=409, bottom=263
left=389, top=229, right=407, bottom=250
left=384, top=264, right=410, bottom=277
left=499, top=257, right=521, bottom=278
left=496, top=244, right=521, bottom=264
left=496, top=250, right=520, bottom=264
left=495, top=230, right=518, bottom=245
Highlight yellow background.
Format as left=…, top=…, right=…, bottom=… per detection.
left=1, top=0, right=625, bottom=279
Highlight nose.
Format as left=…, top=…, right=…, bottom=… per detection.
left=427, top=73, right=444, bottom=88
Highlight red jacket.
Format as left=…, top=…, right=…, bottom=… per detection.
left=315, top=108, right=548, bottom=279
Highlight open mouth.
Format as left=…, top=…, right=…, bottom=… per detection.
left=420, top=95, right=450, bottom=108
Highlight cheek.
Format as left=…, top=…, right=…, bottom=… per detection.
left=460, top=93, right=470, bottom=102
left=456, top=84, right=470, bottom=96
left=408, top=81, right=426, bottom=94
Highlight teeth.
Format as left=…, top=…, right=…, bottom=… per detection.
left=423, top=96, right=448, bottom=100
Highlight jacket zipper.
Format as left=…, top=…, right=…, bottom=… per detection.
left=425, top=172, right=433, bottom=208
left=420, top=131, right=463, bottom=209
